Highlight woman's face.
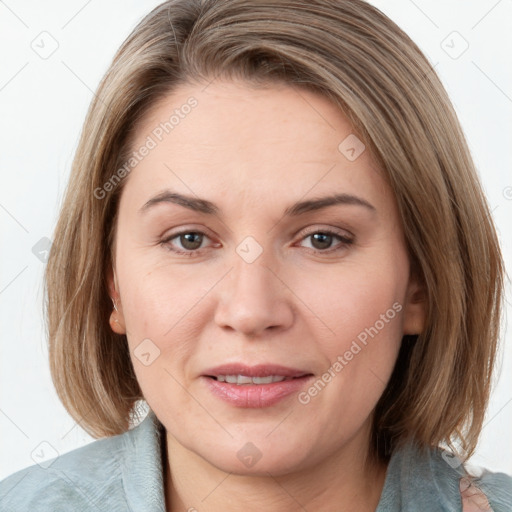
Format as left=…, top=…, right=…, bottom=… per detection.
left=109, top=80, right=425, bottom=475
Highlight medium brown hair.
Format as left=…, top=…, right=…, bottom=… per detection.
left=44, top=0, right=504, bottom=461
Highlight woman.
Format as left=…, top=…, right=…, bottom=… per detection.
left=1, top=0, right=510, bottom=510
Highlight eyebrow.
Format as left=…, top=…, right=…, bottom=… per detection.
left=138, top=190, right=376, bottom=217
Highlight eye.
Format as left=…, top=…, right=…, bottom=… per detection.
left=298, top=229, right=354, bottom=253
left=160, top=230, right=213, bottom=255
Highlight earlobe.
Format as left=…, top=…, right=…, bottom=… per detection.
left=106, top=265, right=127, bottom=335
left=402, top=278, right=427, bottom=335
left=109, top=309, right=126, bottom=335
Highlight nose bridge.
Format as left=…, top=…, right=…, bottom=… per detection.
left=214, top=247, right=293, bottom=336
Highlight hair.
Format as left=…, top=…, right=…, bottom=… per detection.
left=44, top=0, right=504, bottom=462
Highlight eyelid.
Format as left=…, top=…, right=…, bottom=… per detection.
left=296, top=225, right=354, bottom=241
left=161, top=225, right=215, bottom=241
left=300, top=224, right=351, bottom=234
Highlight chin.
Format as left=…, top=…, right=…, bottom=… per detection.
left=193, top=437, right=315, bottom=477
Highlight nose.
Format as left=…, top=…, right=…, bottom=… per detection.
left=214, top=253, right=294, bottom=338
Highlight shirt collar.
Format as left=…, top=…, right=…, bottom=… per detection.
left=121, top=409, right=167, bottom=511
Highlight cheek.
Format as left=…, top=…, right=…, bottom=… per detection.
left=296, top=260, right=407, bottom=418
left=290, top=258, right=406, bottom=415
left=117, top=248, right=216, bottom=337
left=115, top=252, right=221, bottom=394
left=292, top=260, right=406, bottom=354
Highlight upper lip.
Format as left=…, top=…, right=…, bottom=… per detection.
left=202, top=363, right=312, bottom=378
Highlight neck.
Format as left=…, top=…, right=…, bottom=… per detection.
left=163, top=431, right=388, bottom=512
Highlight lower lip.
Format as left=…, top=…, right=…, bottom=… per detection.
left=202, top=376, right=313, bottom=408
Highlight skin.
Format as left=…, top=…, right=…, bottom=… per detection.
left=107, top=79, right=426, bottom=511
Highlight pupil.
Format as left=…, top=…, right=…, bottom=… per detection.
left=312, top=233, right=332, bottom=250
left=181, top=233, right=202, bottom=250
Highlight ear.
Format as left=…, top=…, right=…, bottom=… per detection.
left=106, top=265, right=127, bottom=335
left=402, top=272, right=427, bottom=335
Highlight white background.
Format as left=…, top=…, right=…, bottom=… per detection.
left=1, top=0, right=511, bottom=479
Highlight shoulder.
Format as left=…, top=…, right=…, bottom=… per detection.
left=468, top=468, right=512, bottom=512
left=428, top=447, right=512, bottom=511
left=0, top=411, right=165, bottom=512
left=0, top=429, right=127, bottom=511
left=377, top=442, right=512, bottom=512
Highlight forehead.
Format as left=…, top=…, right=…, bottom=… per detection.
left=120, top=80, right=393, bottom=217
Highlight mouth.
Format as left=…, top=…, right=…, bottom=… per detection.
left=201, top=364, right=314, bottom=408
left=207, top=374, right=308, bottom=385
left=202, top=363, right=312, bottom=382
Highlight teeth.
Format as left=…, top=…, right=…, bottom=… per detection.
left=215, top=375, right=288, bottom=385
left=253, top=376, right=274, bottom=384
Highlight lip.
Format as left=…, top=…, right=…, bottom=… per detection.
left=202, top=363, right=311, bottom=378
left=201, top=363, right=314, bottom=408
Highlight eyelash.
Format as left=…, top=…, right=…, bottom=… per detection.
left=160, top=228, right=354, bottom=256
